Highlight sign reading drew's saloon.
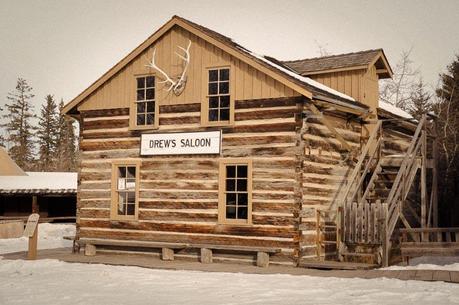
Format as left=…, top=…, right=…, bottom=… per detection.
left=140, top=131, right=222, bottom=156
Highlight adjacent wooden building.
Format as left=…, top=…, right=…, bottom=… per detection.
left=63, top=16, right=436, bottom=267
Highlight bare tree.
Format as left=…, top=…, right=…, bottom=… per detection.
left=380, top=48, right=419, bottom=109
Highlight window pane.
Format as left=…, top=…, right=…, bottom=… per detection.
left=117, top=178, right=126, bottom=190
left=127, top=192, right=136, bottom=204
left=127, top=166, right=135, bottom=178
left=137, top=77, right=145, bottom=89
left=219, top=81, right=229, bottom=94
left=226, top=206, right=236, bottom=219
left=146, top=101, right=155, bottom=112
left=146, top=88, right=155, bottom=100
left=126, top=204, right=135, bottom=216
left=137, top=90, right=145, bottom=101
left=226, top=166, right=236, bottom=178
left=236, top=179, right=247, bottom=192
left=237, top=206, right=248, bottom=219
left=118, top=167, right=127, bottom=178
left=137, top=114, right=145, bottom=125
left=220, top=109, right=229, bottom=121
left=237, top=193, right=248, bottom=205
left=118, top=201, right=125, bottom=215
left=226, top=193, right=236, bottom=205
left=226, top=179, right=235, bottom=191
left=209, top=109, right=218, bottom=121
left=209, top=70, right=218, bottom=82
left=220, top=95, right=230, bottom=108
left=137, top=102, right=145, bottom=113
left=237, top=165, right=247, bottom=178
left=146, top=76, right=155, bottom=88
left=208, top=83, right=218, bottom=95
left=219, top=69, right=229, bottom=81
left=146, top=113, right=154, bottom=125
left=118, top=192, right=126, bottom=204
left=209, top=96, right=219, bottom=108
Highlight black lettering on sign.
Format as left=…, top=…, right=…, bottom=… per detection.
left=180, top=138, right=212, bottom=148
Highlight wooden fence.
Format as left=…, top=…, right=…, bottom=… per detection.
left=340, top=201, right=387, bottom=245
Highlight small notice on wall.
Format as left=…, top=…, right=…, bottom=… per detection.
left=23, top=213, right=40, bottom=238
left=140, top=131, right=222, bottom=156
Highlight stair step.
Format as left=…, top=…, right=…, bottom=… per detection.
left=300, top=260, right=377, bottom=270
left=342, top=252, right=375, bottom=258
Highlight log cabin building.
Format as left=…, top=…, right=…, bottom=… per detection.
left=62, top=16, right=437, bottom=267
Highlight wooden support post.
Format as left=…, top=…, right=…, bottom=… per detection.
left=421, top=121, right=428, bottom=241
left=84, top=244, right=96, bottom=256
left=381, top=202, right=389, bottom=267
left=161, top=248, right=174, bottom=261
left=31, top=195, right=38, bottom=214
left=316, top=210, right=321, bottom=259
left=200, top=248, right=212, bottom=264
left=256, top=252, right=269, bottom=268
left=27, top=225, right=38, bottom=260
left=432, top=122, right=439, bottom=227
left=23, top=213, right=40, bottom=260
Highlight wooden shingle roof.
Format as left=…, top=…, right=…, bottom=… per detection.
left=283, top=49, right=392, bottom=78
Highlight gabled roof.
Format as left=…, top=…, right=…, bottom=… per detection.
left=0, top=147, right=27, bottom=176
left=283, top=49, right=393, bottom=79
left=62, top=15, right=369, bottom=116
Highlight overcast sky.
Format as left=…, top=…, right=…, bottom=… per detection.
left=1, top=0, right=458, bottom=114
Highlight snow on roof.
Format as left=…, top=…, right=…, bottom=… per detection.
left=0, top=172, right=77, bottom=194
left=247, top=50, right=357, bottom=102
left=378, top=100, right=413, bottom=119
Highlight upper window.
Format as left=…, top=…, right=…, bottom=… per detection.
left=136, top=76, right=155, bottom=126
left=111, top=161, right=140, bottom=220
left=208, top=68, right=230, bottom=122
left=219, top=159, right=252, bottom=224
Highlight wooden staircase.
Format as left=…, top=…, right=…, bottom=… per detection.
left=334, top=117, right=429, bottom=266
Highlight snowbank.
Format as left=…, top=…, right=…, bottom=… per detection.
left=0, top=259, right=458, bottom=305
left=0, top=223, right=75, bottom=255
left=383, top=256, right=459, bottom=271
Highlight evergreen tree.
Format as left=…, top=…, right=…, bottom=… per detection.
left=408, top=78, right=432, bottom=120
left=37, top=95, right=59, bottom=171
left=435, top=54, right=459, bottom=226
left=1, top=78, right=36, bottom=169
left=56, top=100, right=77, bottom=171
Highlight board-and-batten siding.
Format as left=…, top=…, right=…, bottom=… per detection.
left=309, top=65, right=380, bottom=112
left=78, top=26, right=298, bottom=112
left=78, top=97, right=303, bottom=265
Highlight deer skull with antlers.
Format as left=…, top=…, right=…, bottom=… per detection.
left=146, top=40, right=191, bottom=96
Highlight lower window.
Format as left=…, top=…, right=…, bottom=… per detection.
left=219, top=159, right=252, bottom=224
left=111, top=161, right=140, bottom=220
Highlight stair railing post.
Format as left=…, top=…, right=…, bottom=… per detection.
left=381, top=202, right=389, bottom=267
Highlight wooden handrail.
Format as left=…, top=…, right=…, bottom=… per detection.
left=339, top=120, right=382, bottom=207
left=385, top=116, right=425, bottom=207
left=384, top=116, right=427, bottom=244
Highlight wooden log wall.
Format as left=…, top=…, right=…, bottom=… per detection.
left=78, top=97, right=303, bottom=265
left=300, top=111, right=363, bottom=260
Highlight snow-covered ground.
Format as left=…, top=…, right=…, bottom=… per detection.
left=383, top=256, right=459, bottom=271
left=0, top=223, right=75, bottom=255
left=1, top=259, right=459, bottom=305
left=1, top=224, right=459, bottom=305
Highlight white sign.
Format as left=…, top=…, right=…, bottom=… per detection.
left=141, top=131, right=221, bottom=156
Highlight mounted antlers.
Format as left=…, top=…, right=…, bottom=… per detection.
left=146, top=40, right=191, bottom=96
